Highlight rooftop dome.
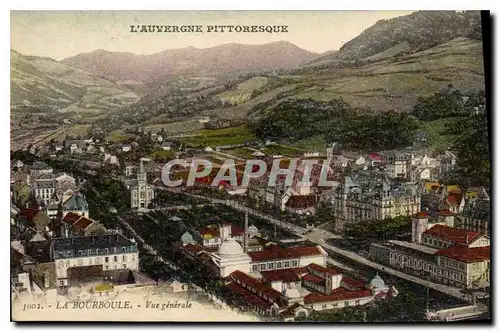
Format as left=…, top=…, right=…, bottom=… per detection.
left=284, top=288, right=301, bottom=299
left=218, top=237, right=244, bottom=256
left=369, top=274, right=386, bottom=290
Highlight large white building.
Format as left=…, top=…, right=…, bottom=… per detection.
left=50, top=234, right=139, bottom=287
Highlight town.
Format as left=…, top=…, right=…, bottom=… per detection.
left=10, top=118, right=490, bottom=322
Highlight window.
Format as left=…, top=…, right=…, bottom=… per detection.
left=88, top=249, right=92, bottom=256
left=252, top=265, right=258, bottom=272
left=322, top=305, right=327, bottom=309
left=122, top=247, right=126, bottom=253
left=96, top=249, right=100, bottom=255
left=123, top=255, right=126, bottom=262
left=114, top=256, right=118, bottom=262
left=277, top=262, right=282, bottom=269
left=284, top=261, right=290, bottom=268
left=123, top=264, right=127, bottom=269
left=105, top=257, right=109, bottom=263
left=260, top=263, right=266, bottom=271
left=78, top=250, right=83, bottom=256
left=104, top=248, right=109, bottom=254
left=268, top=262, right=274, bottom=270
left=291, top=261, right=298, bottom=268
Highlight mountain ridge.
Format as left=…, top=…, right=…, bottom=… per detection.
left=61, top=41, right=318, bottom=83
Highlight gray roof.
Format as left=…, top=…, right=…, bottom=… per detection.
left=53, top=234, right=137, bottom=252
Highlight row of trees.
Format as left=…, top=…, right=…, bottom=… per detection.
left=344, top=216, right=412, bottom=240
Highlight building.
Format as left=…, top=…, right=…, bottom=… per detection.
left=371, top=221, right=490, bottom=289
left=332, top=173, right=421, bottom=232
left=130, top=160, right=155, bottom=210
left=61, top=192, right=89, bottom=218
left=31, top=174, right=56, bottom=205
left=50, top=233, right=139, bottom=287
left=29, top=161, right=53, bottom=178
left=458, top=197, right=490, bottom=235
left=60, top=212, right=105, bottom=237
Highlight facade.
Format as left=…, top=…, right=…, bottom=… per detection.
left=51, top=234, right=139, bottom=287
left=130, top=160, right=155, bottom=210
left=371, top=222, right=490, bottom=289
left=31, top=174, right=56, bottom=205
left=332, top=173, right=421, bottom=232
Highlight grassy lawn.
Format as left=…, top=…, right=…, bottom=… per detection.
left=262, top=144, right=304, bottom=157
left=179, top=126, right=255, bottom=148
left=420, top=117, right=464, bottom=151
left=224, top=147, right=257, bottom=159
left=291, top=135, right=327, bottom=152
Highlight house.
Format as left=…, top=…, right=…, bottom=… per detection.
left=62, top=192, right=89, bottom=218
left=60, top=212, right=105, bottom=237
left=31, top=174, right=56, bottom=205
left=122, top=144, right=131, bottom=152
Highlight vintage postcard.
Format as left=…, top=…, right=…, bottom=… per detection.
left=10, top=10, right=491, bottom=323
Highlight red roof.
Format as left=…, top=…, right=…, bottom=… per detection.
left=290, top=267, right=309, bottom=276
left=63, top=212, right=82, bottom=225
left=288, top=246, right=323, bottom=257
left=438, top=246, right=490, bottom=263
left=75, top=217, right=93, bottom=229
left=369, top=153, right=381, bottom=161
left=423, top=225, right=479, bottom=245
left=260, top=269, right=301, bottom=283
left=225, top=282, right=273, bottom=311
left=304, top=288, right=373, bottom=304
left=230, top=271, right=282, bottom=302
left=302, top=274, right=324, bottom=284
left=249, top=246, right=295, bottom=262
left=341, top=277, right=366, bottom=290
left=307, top=263, right=340, bottom=275
left=183, top=243, right=205, bottom=255
left=285, top=195, right=317, bottom=209
left=19, top=208, right=40, bottom=221
left=413, top=211, right=429, bottom=219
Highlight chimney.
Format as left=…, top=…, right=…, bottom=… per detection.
left=244, top=212, right=249, bottom=253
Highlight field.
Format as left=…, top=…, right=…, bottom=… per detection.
left=291, top=135, right=327, bottom=153
left=179, top=126, right=256, bottom=148
left=143, top=120, right=205, bottom=134
left=216, top=77, right=268, bottom=105
left=262, top=144, right=304, bottom=157
left=105, top=129, right=135, bottom=142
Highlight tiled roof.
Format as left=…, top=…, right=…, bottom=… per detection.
left=302, top=274, right=324, bottom=284
left=225, top=282, right=273, bottom=311
left=304, top=288, right=373, bottom=304
left=340, top=277, right=366, bottom=290
left=288, top=246, right=323, bottom=257
left=249, top=246, right=295, bottom=262
left=260, top=269, right=301, bottom=283
left=423, top=225, right=479, bottom=245
left=230, top=271, right=283, bottom=302
left=307, top=263, right=340, bottom=275
left=63, top=212, right=83, bottom=225
left=438, top=246, right=490, bottom=263
left=75, top=217, right=94, bottom=230
left=19, top=208, right=40, bottom=221
left=53, top=234, right=137, bottom=252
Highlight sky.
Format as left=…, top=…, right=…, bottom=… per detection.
left=11, top=11, right=415, bottom=60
